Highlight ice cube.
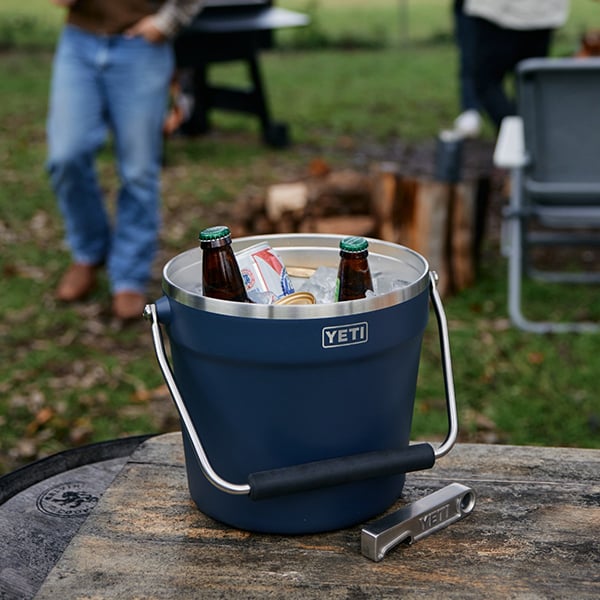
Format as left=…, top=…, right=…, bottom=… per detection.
left=298, top=266, right=338, bottom=304
left=248, top=289, right=278, bottom=304
left=373, top=272, right=410, bottom=295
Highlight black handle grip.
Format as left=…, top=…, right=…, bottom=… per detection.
left=247, top=443, right=435, bottom=500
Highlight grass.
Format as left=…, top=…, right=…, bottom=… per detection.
left=0, top=1, right=599, bottom=475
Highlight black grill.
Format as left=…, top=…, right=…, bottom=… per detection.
left=174, top=0, right=309, bottom=147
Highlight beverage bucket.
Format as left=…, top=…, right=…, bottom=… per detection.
left=145, top=233, right=458, bottom=534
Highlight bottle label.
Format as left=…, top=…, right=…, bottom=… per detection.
left=334, top=277, right=341, bottom=302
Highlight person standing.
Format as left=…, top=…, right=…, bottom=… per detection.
left=464, top=0, right=570, bottom=129
left=48, top=0, right=204, bottom=320
left=453, top=0, right=482, bottom=138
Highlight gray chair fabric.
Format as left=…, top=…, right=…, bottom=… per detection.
left=494, top=57, right=600, bottom=333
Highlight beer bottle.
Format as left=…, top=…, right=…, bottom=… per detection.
left=199, top=226, right=251, bottom=302
left=335, top=236, right=374, bottom=302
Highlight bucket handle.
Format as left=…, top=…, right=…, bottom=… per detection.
left=144, top=271, right=458, bottom=500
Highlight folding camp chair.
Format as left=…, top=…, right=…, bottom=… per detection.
left=493, top=57, right=600, bottom=333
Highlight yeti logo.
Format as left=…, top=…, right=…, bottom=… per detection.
left=322, top=322, right=368, bottom=348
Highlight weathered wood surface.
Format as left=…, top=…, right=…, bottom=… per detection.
left=35, top=433, right=600, bottom=599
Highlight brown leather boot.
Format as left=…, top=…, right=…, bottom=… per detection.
left=112, top=291, right=146, bottom=321
left=56, top=263, right=98, bottom=302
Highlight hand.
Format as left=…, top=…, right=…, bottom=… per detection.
left=124, top=16, right=166, bottom=44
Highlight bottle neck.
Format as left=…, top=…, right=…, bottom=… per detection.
left=340, top=250, right=368, bottom=260
left=201, top=236, right=231, bottom=250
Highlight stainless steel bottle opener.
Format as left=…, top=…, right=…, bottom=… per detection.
left=361, top=483, right=476, bottom=561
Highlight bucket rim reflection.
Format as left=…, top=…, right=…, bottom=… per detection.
left=162, top=233, right=430, bottom=319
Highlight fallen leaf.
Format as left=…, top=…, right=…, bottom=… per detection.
left=25, top=406, right=55, bottom=436
left=527, top=352, right=545, bottom=365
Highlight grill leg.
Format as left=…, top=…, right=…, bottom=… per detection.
left=178, top=54, right=289, bottom=148
left=247, top=56, right=290, bottom=148
left=180, top=63, right=211, bottom=136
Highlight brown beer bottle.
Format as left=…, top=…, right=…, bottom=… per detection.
left=199, top=226, right=251, bottom=302
left=335, top=236, right=374, bottom=301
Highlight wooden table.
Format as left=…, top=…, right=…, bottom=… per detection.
left=35, top=433, right=600, bottom=599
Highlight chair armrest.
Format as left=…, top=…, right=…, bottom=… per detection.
left=525, top=180, right=600, bottom=201
left=493, top=116, right=527, bottom=168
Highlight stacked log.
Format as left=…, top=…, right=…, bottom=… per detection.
left=228, top=162, right=489, bottom=296
left=369, top=163, right=485, bottom=296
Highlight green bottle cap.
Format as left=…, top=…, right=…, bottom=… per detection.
left=199, top=225, right=231, bottom=241
left=340, top=236, right=368, bottom=252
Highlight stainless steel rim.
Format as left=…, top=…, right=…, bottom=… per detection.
left=162, top=233, right=430, bottom=319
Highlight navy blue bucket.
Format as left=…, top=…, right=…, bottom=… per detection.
left=146, top=234, right=457, bottom=534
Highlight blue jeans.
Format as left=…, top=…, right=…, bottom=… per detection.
left=47, top=25, right=174, bottom=294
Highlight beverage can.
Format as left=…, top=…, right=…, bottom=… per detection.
left=274, top=291, right=316, bottom=305
left=236, top=242, right=295, bottom=301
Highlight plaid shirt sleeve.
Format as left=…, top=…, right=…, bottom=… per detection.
left=153, top=0, right=205, bottom=38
